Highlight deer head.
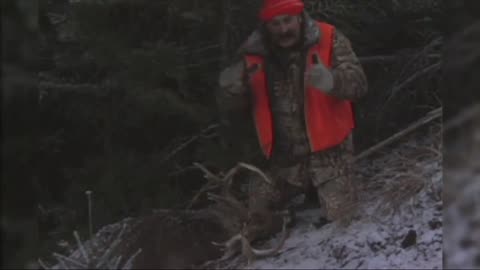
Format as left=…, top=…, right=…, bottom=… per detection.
left=191, top=162, right=292, bottom=266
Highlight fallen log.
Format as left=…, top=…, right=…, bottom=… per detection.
left=354, top=107, right=442, bottom=161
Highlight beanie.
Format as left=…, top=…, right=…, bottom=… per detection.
left=259, top=0, right=305, bottom=22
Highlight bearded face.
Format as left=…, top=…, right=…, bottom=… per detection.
left=265, top=14, right=303, bottom=49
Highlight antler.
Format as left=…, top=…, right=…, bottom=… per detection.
left=191, top=162, right=289, bottom=264
left=241, top=215, right=290, bottom=257
left=212, top=214, right=290, bottom=264
left=188, top=162, right=273, bottom=209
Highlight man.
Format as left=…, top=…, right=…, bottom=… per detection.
left=216, top=0, right=368, bottom=242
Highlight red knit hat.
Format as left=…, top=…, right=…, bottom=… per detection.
left=259, top=0, right=305, bottom=22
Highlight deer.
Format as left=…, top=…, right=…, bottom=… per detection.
left=40, top=162, right=291, bottom=269
left=189, top=162, right=292, bottom=267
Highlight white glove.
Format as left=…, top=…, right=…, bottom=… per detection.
left=305, top=54, right=334, bottom=93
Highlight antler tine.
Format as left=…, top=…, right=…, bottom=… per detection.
left=211, top=233, right=242, bottom=248
left=187, top=163, right=225, bottom=209
left=193, top=162, right=222, bottom=182
left=251, top=215, right=289, bottom=256
left=192, top=162, right=240, bottom=198
left=240, top=215, right=290, bottom=259
left=237, top=162, right=273, bottom=185
left=220, top=162, right=273, bottom=196
left=211, top=233, right=243, bottom=260
left=197, top=162, right=286, bottom=265
left=220, top=164, right=241, bottom=195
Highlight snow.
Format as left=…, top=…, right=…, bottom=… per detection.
left=219, top=130, right=443, bottom=269
left=444, top=168, right=480, bottom=269
left=49, top=122, right=446, bottom=270
left=239, top=200, right=442, bottom=269
left=442, top=114, right=480, bottom=269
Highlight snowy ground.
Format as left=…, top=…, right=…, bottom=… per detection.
left=46, top=121, right=445, bottom=270
left=215, top=123, right=443, bottom=269
left=42, top=113, right=480, bottom=270
left=444, top=167, right=480, bottom=269
left=443, top=113, right=480, bottom=269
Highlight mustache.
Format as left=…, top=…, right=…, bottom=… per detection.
left=275, top=30, right=296, bottom=41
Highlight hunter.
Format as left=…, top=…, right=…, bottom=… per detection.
left=217, top=0, right=368, bottom=242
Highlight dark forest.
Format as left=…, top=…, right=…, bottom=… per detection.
left=2, top=0, right=480, bottom=268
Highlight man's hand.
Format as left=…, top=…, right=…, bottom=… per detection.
left=305, top=54, right=334, bottom=93
left=217, top=61, right=249, bottom=111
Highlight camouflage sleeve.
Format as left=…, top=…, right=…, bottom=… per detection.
left=329, top=30, right=368, bottom=101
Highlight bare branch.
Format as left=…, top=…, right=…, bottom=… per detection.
left=122, top=248, right=143, bottom=270
left=37, top=259, right=50, bottom=270
left=73, top=231, right=90, bottom=264
left=358, top=53, right=440, bottom=64
left=354, top=107, right=442, bottom=161
left=39, top=82, right=101, bottom=94
left=53, top=252, right=87, bottom=269
left=386, top=62, right=440, bottom=104
left=359, top=55, right=397, bottom=63
left=159, top=124, right=219, bottom=164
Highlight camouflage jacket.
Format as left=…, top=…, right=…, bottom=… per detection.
left=217, top=13, right=368, bottom=166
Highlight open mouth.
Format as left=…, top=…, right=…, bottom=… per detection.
left=276, top=32, right=297, bottom=46
left=280, top=36, right=294, bottom=42
left=278, top=37, right=296, bottom=47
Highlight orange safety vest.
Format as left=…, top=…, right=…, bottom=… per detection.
left=245, top=22, right=355, bottom=159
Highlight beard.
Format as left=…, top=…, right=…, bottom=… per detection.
left=268, top=28, right=303, bottom=50
left=275, top=30, right=299, bottom=47
left=278, top=30, right=296, bottom=42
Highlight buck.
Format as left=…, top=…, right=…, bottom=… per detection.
left=43, top=162, right=292, bottom=269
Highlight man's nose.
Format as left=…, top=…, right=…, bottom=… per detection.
left=279, top=23, right=289, bottom=33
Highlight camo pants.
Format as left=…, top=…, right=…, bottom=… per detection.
left=246, top=135, right=357, bottom=240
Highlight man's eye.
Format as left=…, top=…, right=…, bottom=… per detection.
left=269, top=21, right=280, bottom=28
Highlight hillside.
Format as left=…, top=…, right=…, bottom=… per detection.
left=211, top=117, right=442, bottom=269
left=443, top=105, right=480, bottom=269
left=43, top=114, right=442, bottom=269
